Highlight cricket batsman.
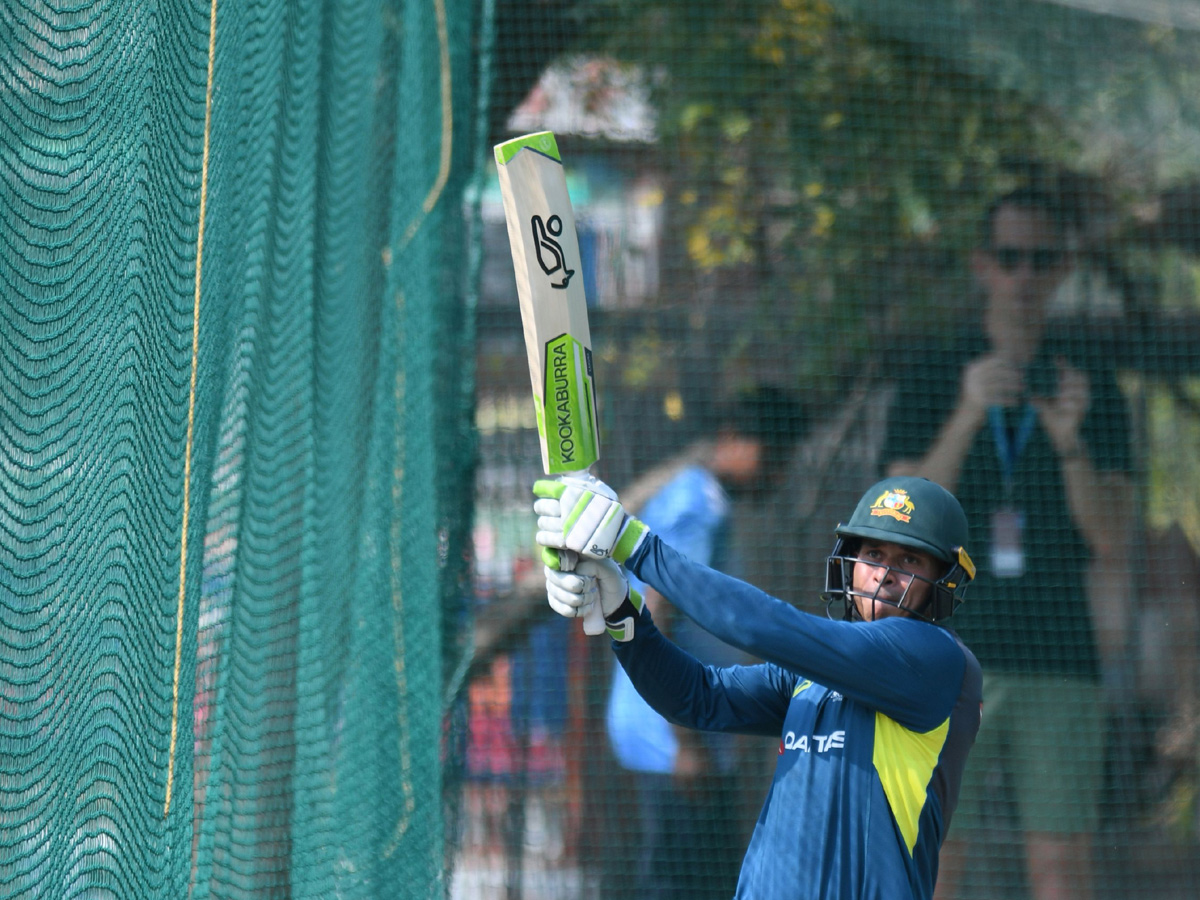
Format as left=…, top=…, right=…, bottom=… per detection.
left=534, top=474, right=982, bottom=899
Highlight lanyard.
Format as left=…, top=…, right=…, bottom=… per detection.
left=988, top=404, right=1037, bottom=492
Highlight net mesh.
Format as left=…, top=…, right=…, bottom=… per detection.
left=5, top=1, right=1200, bottom=899
left=2, top=1, right=481, bottom=898
left=465, top=2, right=1200, bottom=899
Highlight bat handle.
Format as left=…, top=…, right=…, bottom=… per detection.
left=556, top=548, right=580, bottom=573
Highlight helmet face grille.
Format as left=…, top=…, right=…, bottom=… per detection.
left=824, top=552, right=937, bottom=622
left=822, top=538, right=970, bottom=623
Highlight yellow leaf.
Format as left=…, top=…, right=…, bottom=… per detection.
left=722, top=113, right=753, bottom=142
left=811, top=205, right=835, bottom=237
left=680, top=103, right=713, bottom=133
left=721, top=166, right=748, bottom=188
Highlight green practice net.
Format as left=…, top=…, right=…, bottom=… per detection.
left=2, top=1, right=483, bottom=898
left=466, top=1, right=1200, bottom=899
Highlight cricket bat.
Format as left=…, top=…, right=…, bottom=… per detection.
left=494, top=130, right=605, bottom=634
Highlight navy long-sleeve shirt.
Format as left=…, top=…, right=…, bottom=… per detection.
left=619, top=534, right=982, bottom=899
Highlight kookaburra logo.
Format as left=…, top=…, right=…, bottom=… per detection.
left=531, top=214, right=575, bottom=289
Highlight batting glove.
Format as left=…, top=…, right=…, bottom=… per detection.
left=532, top=474, right=649, bottom=564
left=545, top=555, right=644, bottom=642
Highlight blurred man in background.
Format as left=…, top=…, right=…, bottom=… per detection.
left=883, top=185, right=1135, bottom=900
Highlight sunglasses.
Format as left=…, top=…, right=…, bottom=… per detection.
left=991, top=246, right=1065, bottom=273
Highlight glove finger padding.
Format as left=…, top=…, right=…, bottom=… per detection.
left=535, top=523, right=567, bottom=551
left=533, top=497, right=563, bottom=520
left=545, top=565, right=598, bottom=619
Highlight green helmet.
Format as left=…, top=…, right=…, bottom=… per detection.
left=824, top=477, right=976, bottom=622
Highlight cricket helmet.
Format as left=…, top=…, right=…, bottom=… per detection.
left=823, top=477, right=975, bottom=623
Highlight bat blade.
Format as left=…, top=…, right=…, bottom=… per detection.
left=496, top=130, right=606, bottom=635
left=494, top=131, right=600, bottom=476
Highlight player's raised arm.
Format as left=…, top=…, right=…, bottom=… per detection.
left=543, top=553, right=797, bottom=735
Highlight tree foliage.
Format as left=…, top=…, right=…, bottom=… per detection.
left=577, top=0, right=1070, bottom=400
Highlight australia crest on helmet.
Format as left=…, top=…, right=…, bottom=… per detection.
left=869, top=487, right=915, bottom=523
